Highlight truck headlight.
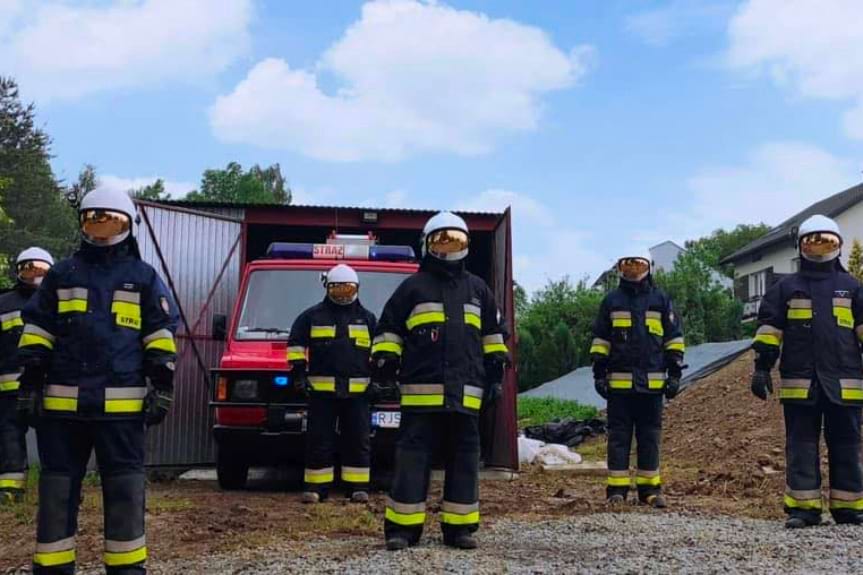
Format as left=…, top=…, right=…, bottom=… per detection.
left=232, top=379, right=259, bottom=400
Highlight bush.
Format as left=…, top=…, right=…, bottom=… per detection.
left=517, top=396, right=598, bottom=427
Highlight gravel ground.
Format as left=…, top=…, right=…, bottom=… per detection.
left=29, top=512, right=863, bottom=575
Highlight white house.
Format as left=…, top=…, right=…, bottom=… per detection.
left=721, top=183, right=863, bottom=321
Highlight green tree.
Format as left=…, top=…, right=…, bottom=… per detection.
left=685, top=223, right=771, bottom=278
left=132, top=179, right=170, bottom=201
left=848, top=239, right=863, bottom=282
left=0, top=76, right=78, bottom=288
left=185, top=162, right=291, bottom=204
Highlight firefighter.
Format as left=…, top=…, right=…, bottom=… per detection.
left=372, top=211, right=510, bottom=551
left=288, top=263, right=376, bottom=504
left=16, top=188, right=178, bottom=574
left=0, top=247, right=54, bottom=504
left=590, top=251, right=684, bottom=508
left=751, top=214, right=863, bottom=529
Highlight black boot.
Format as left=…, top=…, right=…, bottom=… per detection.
left=443, top=532, right=478, bottom=550
left=386, top=536, right=410, bottom=551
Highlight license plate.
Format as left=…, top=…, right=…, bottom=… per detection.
left=371, top=411, right=401, bottom=429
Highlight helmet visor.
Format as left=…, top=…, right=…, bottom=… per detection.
left=427, top=229, right=469, bottom=259
left=800, top=232, right=841, bottom=260
left=16, top=260, right=51, bottom=285
left=80, top=209, right=131, bottom=245
left=327, top=282, right=358, bottom=305
left=618, top=257, right=651, bottom=282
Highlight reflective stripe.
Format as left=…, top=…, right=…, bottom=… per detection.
left=787, top=309, right=813, bottom=320
left=590, top=338, right=611, bottom=356
left=104, top=546, right=147, bottom=567
left=308, top=376, right=336, bottom=393
left=482, top=333, right=508, bottom=355
left=349, top=378, right=370, bottom=394
left=349, top=324, right=370, bottom=339
left=780, top=389, right=810, bottom=400
left=830, top=489, right=863, bottom=510
left=44, top=385, right=79, bottom=412
left=611, top=310, right=633, bottom=328
left=463, top=385, right=484, bottom=410
left=441, top=510, right=480, bottom=525
left=311, top=325, right=336, bottom=338
left=400, top=383, right=444, bottom=407
left=788, top=298, right=812, bottom=309
left=464, top=304, right=482, bottom=329
left=0, top=372, right=20, bottom=392
left=287, top=346, right=307, bottom=361
left=372, top=332, right=404, bottom=356
left=607, top=475, right=632, bottom=487
left=754, top=325, right=783, bottom=347
left=304, top=467, right=335, bottom=484
left=112, top=290, right=141, bottom=304
left=111, top=301, right=141, bottom=318
left=780, top=379, right=811, bottom=399
left=407, top=303, right=446, bottom=330
left=105, top=535, right=146, bottom=553
left=19, top=323, right=55, bottom=349
left=647, top=373, right=665, bottom=390
left=0, top=472, right=26, bottom=489
left=784, top=492, right=822, bottom=510
left=645, top=312, right=664, bottom=337
left=45, top=384, right=79, bottom=398
left=833, top=297, right=853, bottom=308
left=636, top=469, right=661, bottom=486
left=0, top=310, right=23, bottom=331
left=143, top=329, right=176, bottom=353
left=834, top=306, right=854, bottom=328
left=385, top=497, right=426, bottom=526
left=57, top=288, right=88, bottom=314
left=342, top=466, right=370, bottom=483
left=841, top=379, right=863, bottom=401
left=664, top=337, right=685, bottom=352
left=609, top=373, right=633, bottom=390
left=34, top=537, right=76, bottom=567
left=105, top=387, right=147, bottom=413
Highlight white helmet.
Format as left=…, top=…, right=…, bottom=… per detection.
left=79, top=188, right=138, bottom=246
left=324, top=264, right=359, bottom=305
left=15, top=247, right=54, bottom=286
left=421, top=211, right=470, bottom=261
left=798, top=214, right=842, bottom=263
left=617, top=250, right=653, bottom=283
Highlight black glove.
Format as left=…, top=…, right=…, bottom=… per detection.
left=146, top=362, right=175, bottom=389
left=366, top=381, right=384, bottom=403
left=594, top=378, right=609, bottom=400
left=144, top=389, right=173, bottom=427
left=17, top=366, right=46, bottom=426
left=483, top=382, right=503, bottom=408
left=665, top=375, right=681, bottom=400
left=484, top=356, right=506, bottom=387
left=751, top=370, right=773, bottom=401
left=372, top=354, right=400, bottom=385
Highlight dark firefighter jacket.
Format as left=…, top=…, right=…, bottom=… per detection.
left=0, top=285, right=36, bottom=395
left=287, top=298, right=376, bottom=399
left=752, top=259, right=863, bottom=406
left=590, top=277, right=685, bottom=394
left=17, top=242, right=179, bottom=419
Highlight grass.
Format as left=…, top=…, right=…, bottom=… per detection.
left=517, top=396, right=598, bottom=428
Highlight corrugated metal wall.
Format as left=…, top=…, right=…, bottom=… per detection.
left=136, top=203, right=244, bottom=466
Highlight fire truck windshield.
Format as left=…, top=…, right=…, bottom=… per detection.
left=235, top=269, right=411, bottom=340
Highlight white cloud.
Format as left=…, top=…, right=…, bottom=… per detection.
left=727, top=0, right=863, bottom=139
left=210, top=0, right=593, bottom=162
left=98, top=174, right=196, bottom=199
left=457, top=189, right=608, bottom=293
left=674, top=142, right=859, bottom=239
left=625, top=1, right=731, bottom=47
left=0, top=0, right=253, bottom=102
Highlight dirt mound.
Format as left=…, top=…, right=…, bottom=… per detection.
left=662, top=352, right=785, bottom=518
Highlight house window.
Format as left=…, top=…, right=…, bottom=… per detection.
left=748, top=270, right=768, bottom=299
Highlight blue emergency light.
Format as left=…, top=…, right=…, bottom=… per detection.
left=273, top=375, right=290, bottom=387
left=266, top=242, right=415, bottom=262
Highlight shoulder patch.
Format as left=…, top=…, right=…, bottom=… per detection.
left=160, top=296, right=170, bottom=315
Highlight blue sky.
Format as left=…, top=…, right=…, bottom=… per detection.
left=3, top=0, right=863, bottom=292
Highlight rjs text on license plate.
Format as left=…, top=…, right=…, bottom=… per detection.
left=371, top=411, right=401, bottom=428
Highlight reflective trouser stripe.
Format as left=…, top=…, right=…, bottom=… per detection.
left=784, top=494, right=822, bottom=510
left=440, top=501, right=480, bottom=525
left=830, top=489, right=863, bottom=510
left=607, top=471, right=631, bottom=487
left=636, top=470, right=661, bottom=486
left=0, top=472, right=26, bottom=489
left=385, top=497, right=426, bottom=525
left=104, top=547, right=147, bottom=567
left=342, top=467, right=370, bottom=484
left=34, top=537, right=76, bottom=567
left=304, top=467, right=334, bottom=484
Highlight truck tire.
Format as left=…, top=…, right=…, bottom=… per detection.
left=217, top=451, right=249, bottom=490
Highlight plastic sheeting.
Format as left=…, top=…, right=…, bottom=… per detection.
left=518, top=437, right=584, bottom=466
left=521, top=339, right=752, bottom=409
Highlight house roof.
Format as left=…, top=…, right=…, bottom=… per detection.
left=154, top=199, right=501, bottom=217
left=721, top=182, right=863, bottom=265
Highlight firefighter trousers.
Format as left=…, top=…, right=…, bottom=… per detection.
left=0, top=395, right=27, bottom=502
left=304, top=395, right=371, bottom=496
left=606, top=393, right=663, bottom=500
left=384, top=412, right=480, bottom=544
left=33, top=418, right=146, bottom=575
left=784, top=387, right=863, bottom=524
